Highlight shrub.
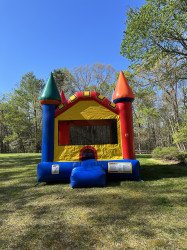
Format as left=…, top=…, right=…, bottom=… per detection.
left=152, top=147, right=187, bottom=162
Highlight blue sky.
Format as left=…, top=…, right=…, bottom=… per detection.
left=0, top=0, right=145, bottom=95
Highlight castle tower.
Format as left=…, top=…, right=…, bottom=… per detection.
left=39, top=73, right=61, bottom=162
left=113, top=71, right=135, bottom=159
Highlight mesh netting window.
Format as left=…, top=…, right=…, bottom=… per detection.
left=58, top=119, right=118, bottom=145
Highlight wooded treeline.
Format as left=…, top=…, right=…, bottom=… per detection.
left=122, top=0, right=187, bottom=152
left=0, top=64, right=116, bottom=153
left=0, top=0, right=186, bottom=153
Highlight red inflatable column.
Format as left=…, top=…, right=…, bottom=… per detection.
left=113, top=71, right=136, bottom=159
left=117, top=102, right=135, bottom=159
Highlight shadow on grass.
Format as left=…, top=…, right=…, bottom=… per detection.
left=1, top=154, right=187, bottom=249
left=10, top=221, right=99, bottom=250
left=1, top=188, right=185, bottom=249
left=1, top=191, right=161, bottom=249
left=0, top=184, right=44, bottom=208
left=0, top=155, right=41, bottom=168
left=107, top=180, right=121, bottom=187
left=141, top=163, right=187, bottom=181
left=0, top=169, right=35, bottom=181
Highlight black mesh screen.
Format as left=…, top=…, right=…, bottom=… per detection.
left=70, top=120, right=117, bottom=145
left=59, top=119, right=118, bottom=145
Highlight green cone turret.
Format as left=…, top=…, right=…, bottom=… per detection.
left=39, top=73, right=61, bottom=105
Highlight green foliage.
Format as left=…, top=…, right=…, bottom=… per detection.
left=2, top=73, right=44, bottom=152
left=53, top=68, right=75, bottom=98
left=121, top=0, right=187, bottom=64
left=90, top=81, right=115, bottom=99
left=0, top=99, right=10, bottom=152
left=121, top=0, right=187, bottom=151
left=173, top=115, right=187, bottom=144
left=152, top=146, right=187, bottom=161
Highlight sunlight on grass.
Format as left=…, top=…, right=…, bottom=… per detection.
left=0, top=153, right=187, bottom=249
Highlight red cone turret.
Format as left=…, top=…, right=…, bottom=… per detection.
left=113, top=71, right=135, bottom=102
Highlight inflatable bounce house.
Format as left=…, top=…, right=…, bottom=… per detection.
left=37, top=71, right=140, bottom=187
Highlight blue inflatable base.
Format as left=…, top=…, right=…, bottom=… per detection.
left=37, top=159, right=140, bottom=187
left=70, top=164, right=106, bottom=188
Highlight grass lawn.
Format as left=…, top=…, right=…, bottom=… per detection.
left=0, top=154, right=187, bottom=250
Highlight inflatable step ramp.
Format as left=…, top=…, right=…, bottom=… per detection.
left=70, top=160, right=106, bottom=188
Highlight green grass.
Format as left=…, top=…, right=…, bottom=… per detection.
left=0, top=154, right=187, bottom=250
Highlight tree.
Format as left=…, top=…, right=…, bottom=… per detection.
left=173, top=115, right=187, bottom=148
left=3, top=73, right=44, bottom=153
left=53, top=68, right=76, bottom=98
left=71, top=64, right=116, bottom=99
left=121, top=0, right=187, bottom=151
left=121, top=0, right=187, bottom=68
left=0, top=97, right=10, bottom=153
left=135, top=57, right=187, bottom=150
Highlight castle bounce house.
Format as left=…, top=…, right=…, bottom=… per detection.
left=37, top=71, right=140, bottom=187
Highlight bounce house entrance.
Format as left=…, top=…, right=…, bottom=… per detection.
left=80, top=146, right=97, bottom=161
